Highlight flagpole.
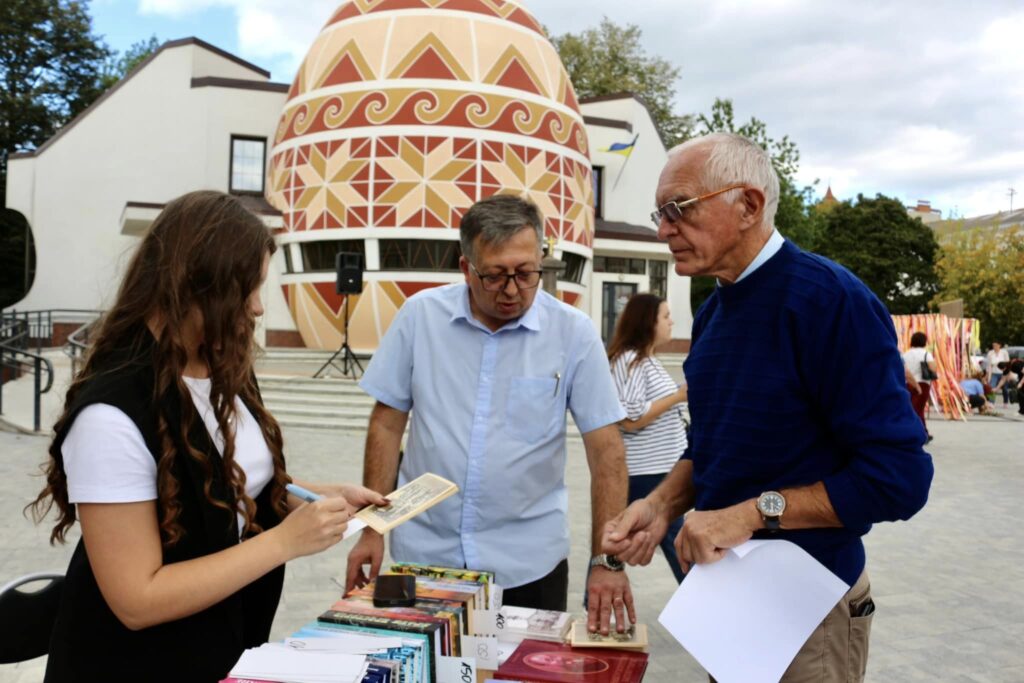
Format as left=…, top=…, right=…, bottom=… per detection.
left=612, top=133, right=640, bottom=190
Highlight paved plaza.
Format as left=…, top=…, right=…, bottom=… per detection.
left=0, top=412, right=1022, bottom=682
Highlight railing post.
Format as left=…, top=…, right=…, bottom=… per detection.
left=0, top=346, right=5, bottom=416
left=34, top=356, right=42, bottom=432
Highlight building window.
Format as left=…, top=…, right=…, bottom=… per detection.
left=649, top=259, right=668, bottom=298
left=283, top=245, right=295, bottom=274
left=592, top=256, right=645, bottom=275
left=592, top=166, right=604, bottom=218
left=301, top=240, right=365, bottom=272
left=379, top=239, right=461, bottom=271
left=559, top=252, right=586, bottom=284
left=230, top=136, right=266, bottom=194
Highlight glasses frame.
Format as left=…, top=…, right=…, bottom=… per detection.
left=651, top=184, right=747, bottom=227
left=469, top=262, right=543, bottom=292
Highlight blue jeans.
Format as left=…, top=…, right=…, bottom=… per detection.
left=628, top=473, right=687, bottom=584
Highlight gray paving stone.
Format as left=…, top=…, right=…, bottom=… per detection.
left=0, top=407, right=1021, bottom=681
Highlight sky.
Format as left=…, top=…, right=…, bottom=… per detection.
left=89, top=0, right=1024, bottom=219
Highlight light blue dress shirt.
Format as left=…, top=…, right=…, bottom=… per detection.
left=735, top=229, right=785, bottom=282
left=359, top=283, right=626, bottom=588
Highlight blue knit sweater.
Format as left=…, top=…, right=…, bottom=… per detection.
left=684, top=240, right=934, bottom=585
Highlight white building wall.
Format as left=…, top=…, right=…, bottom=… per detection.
left=4, top=42, right=296, bottom=344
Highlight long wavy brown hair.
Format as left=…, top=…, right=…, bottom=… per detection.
left=30, top=190, right=290, bottom=546
left=606, top=293, right=665, bottom=372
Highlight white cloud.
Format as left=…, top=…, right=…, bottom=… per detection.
left=133, top=0, right=1024, bottom=216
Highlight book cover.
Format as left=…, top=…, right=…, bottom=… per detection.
left=329, top=597, right=458, bottom=656
left=493, top=639, right=648, bottom=683
left=567, top=622, right=648, bottom=651
left=498, top=606, right=572, bottom=643
left=389, top=562, right=497, bottom=608
left=356, top=473, right=458, bottom=534
left=345, top=592, right=467, bottom=639
left=319, top=609, right=442, bottom=682
left=298, top=620, right=427, bottom=683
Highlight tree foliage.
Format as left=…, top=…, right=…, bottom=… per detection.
left=933, top=226, right=1024, bottom=347
left=99, top=35, right=159, bottom=90
left=551, top=18, right=693, bottom=147
left=815, top=194, right=940, bottom=314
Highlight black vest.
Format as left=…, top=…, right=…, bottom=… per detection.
left=44, top=336, right=285, bottom=683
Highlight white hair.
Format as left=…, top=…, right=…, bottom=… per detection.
left=668, top=132, right=780, bottom=231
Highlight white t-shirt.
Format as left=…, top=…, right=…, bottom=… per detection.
left=902, top=348, right=935, bottom=383
left=62, top=376, right=274, bottom=534
left=987, top=349, right=1009, bottom=374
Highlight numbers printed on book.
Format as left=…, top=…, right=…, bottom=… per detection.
left=495, top=612, right=506, bottom=630
left=460, top=662, right=473, bottom=683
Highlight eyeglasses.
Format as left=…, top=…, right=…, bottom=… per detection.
left=650, top=184, right=747, bottom=226
left=469, top=263, right=543, bottom=292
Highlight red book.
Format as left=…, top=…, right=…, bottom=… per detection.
left=493, top=639, right=648, bottom=683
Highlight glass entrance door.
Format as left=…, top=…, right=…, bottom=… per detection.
left=602, top=282, right=637, bottom=343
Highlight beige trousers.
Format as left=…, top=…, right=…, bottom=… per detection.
left=710, top=570, right=874, bottom=683
left=782, top=569, right=874, bottom=682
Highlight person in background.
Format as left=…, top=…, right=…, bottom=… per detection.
left=29, top=191, right=387, bottom=682
left=903, top=332, right=937, bottom=442
left=961, top=372, right=993, bottom=414
left=985, top=342, right=1009, bottom=405
left=606, top=293, right=689, bottom=583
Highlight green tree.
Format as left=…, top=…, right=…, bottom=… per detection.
left=551, top=18, right=693, bottom=147
left=933, top=225, right=1024, bottom=347
left=815, top=194, right=940, bottom=314
left=99, top=35, right=159, bottom=89
left=688, top=99, right=823, bottom=312
left=0, top=0, right=115, bottom=307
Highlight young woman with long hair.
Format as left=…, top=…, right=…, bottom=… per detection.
left=29, top=191, right=387, bottom=682
left=607, top=293, right=688, bottom=582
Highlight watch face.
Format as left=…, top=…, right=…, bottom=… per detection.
left=759, top=492, right=785, bottom=516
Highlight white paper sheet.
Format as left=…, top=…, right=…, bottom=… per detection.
left=283, top=634, right=404, bottom=653
left=229, top=644, right=368, bottom=683
left=658, top=539, right=849, bottom=683
left=343, top=518, right=368, bottom=539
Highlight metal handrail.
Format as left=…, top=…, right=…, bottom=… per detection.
left=65, top=317, right=100, bottom=377
left=0, top=321, right=55, bottom=432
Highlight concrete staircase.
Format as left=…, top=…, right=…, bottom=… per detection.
left=258, top=375, right=375, bottom=432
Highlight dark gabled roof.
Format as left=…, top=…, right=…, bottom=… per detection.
left=191, top=76, right=289, bottom=93
left=595, top=219, right=660, bottom=243
left=9, top=38, right=273, bottom=160
left=582, top=115, right=632, bottom=132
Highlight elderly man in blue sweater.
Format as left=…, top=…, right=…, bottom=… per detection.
left=603, top=132, right=934, bottom=681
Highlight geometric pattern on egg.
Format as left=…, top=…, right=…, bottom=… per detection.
left=266, top=0, right=593, bottom=350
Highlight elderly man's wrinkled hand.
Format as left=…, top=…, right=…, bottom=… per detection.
left=586, top=568, right=635, bottom=636
left=677, top=503, right=758, bottom=572
left=601, top=498, right=668, bottom=567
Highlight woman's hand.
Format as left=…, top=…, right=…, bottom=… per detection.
left=275, top=496, right=353, bottom=560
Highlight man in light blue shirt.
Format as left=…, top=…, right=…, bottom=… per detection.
left=346, top=195, right=634, bottom=635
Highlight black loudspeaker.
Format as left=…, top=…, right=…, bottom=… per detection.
left=335, top=252, right=363, bottom=295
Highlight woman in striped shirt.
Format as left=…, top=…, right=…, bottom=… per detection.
left=608, top=293, right=689, bottom=582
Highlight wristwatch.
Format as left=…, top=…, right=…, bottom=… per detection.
left=589, top=554, right=625, bottom=572
left=756, top=490, right=786, bottom=531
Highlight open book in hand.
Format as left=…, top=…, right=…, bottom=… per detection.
left=355, top=473, right=458, bottom=534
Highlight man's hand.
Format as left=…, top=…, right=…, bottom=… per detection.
left=676, top=502, right=760, bottom=572
left=601, top=498, right=669, bottom=567
left=345, top=529, right=384, bottom=593
left=586, top=567, right=635, bottom=636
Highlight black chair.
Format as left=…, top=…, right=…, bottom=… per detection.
left=0, top=572, right=64, bottom=664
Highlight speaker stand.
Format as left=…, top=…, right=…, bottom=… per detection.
left=313, top=295, right=364, bottom=379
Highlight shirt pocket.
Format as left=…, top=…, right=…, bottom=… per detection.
left=506, top=376, right=561, bottom=442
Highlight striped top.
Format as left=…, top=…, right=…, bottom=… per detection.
left=611, top=350, right=688, bottom=475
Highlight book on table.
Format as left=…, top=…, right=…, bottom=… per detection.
left=497, top=606, right=572, bottom=644
left=567, top=621, right=648, bottom=651
left=493, top=639, right=649, bottom=683
left=356, top=473, right=458, bottom=534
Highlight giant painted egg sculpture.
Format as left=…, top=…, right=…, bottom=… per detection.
left=266, top=0, right=593, bottom=351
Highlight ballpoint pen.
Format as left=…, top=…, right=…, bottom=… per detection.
left=286, top=483, right=322, bottom=503
left=553, top=371, right=561, bottom=395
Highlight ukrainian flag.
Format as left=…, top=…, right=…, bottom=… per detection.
left=601, top=134, right=638, bottom=156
